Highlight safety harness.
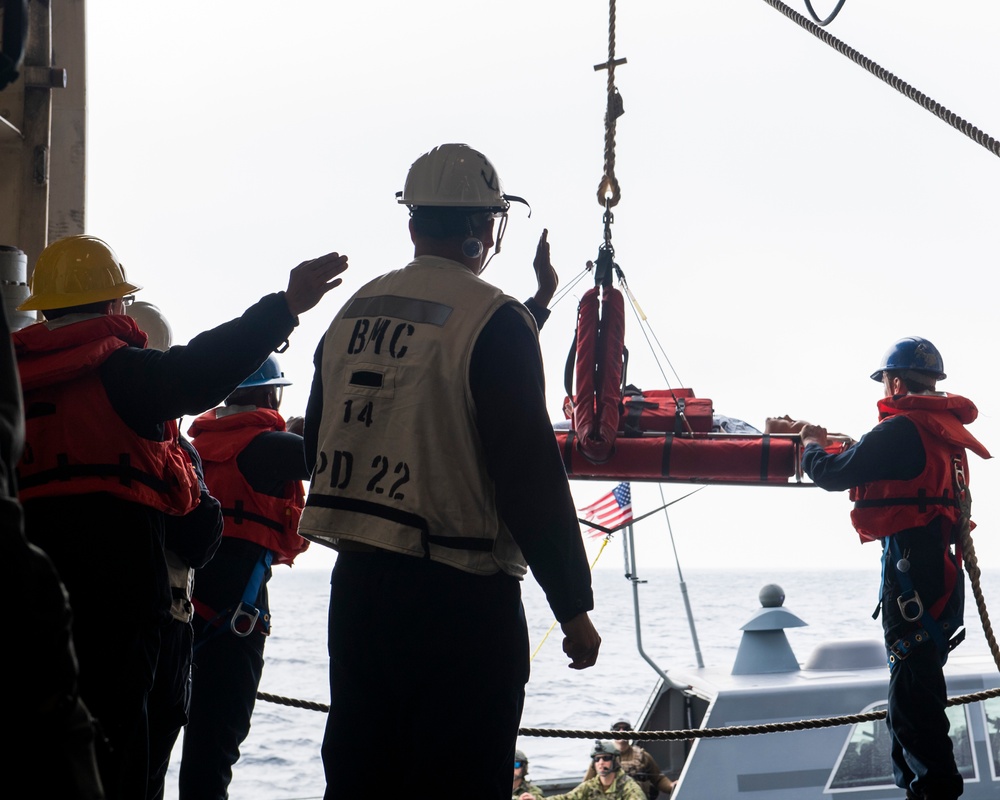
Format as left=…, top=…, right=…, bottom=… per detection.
left=192, top=548, right=273, bottom=646
left=882, top=457, right=969, bottom=673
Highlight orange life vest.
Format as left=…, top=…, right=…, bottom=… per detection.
left=849, top=392, right=990, bottom=545
left=188, top=407, right=307, bottom=565
left=14, top=315, right=199, bottom=514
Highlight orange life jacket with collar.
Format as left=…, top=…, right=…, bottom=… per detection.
left=849, top=392, right=990, bottom=545
left=13, top=315, right=200, bottom=514
left=188, top=407, right=307, bottom=565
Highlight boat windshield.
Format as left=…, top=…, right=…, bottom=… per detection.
left=827, top=702, right=985, bottom=790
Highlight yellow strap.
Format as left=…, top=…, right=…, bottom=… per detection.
left=529, top=535, right=610, bottom=663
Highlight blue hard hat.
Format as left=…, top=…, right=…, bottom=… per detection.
left=238, top=355, right=292, bottom=388
left=870, top=337, right=946, bottom=383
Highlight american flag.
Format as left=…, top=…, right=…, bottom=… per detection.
left=579, top=481, right=633, bottom=535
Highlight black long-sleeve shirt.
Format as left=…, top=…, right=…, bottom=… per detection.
left=802, top=415, right=925, bottom=491
left=101, top=292, right=298, bottom=440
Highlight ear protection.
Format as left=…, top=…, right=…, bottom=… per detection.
left=461, top=237, right=484, bottom=259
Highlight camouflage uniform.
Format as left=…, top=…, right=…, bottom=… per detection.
left=513, top=778, right=545, bottom=799
left=549, top=770, right=646, bottom=800
left=583, top=744, right=673, bottom=798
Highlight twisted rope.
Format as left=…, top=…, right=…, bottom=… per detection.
left=257, top=526, right=999, bottom=736
left=257, top=452, right=999, bottom=742
left=256, top=683, right=1000, bottom=742
left=959, top=516, right=1000, bottom=672
left=256, top=691, right=329, bottom=713
left=761, top=0, right=1000, bottom=159
left=595, top=0, right=624, bottom=207
left=518, top=686, right=1000, bottom=741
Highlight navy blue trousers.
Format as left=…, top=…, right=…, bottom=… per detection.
left=881, top=528, right=965, bottom=800
left=886, top=649, right=963, bottom=799
left=322, top=550, right=530, bottom=800
left=179, top=613, right=265, bottom=800
left=147, top=619, right=193, bottom=800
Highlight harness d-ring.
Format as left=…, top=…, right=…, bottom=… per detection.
left=230, top=602, right=260, bottom=637
left=897, top=590, right=924, bottom=623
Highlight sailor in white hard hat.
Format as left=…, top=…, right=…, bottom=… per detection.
left=300, top=143, right=602, bottom=800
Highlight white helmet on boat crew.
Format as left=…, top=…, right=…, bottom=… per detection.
left=591, top=740, right=620, bottom=764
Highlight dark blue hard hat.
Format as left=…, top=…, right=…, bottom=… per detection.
left=870, top=337, right=946, bottom=383
left=238, top=354, right=292, bottom=388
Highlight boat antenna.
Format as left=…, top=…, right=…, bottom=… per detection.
left=658, top=484, right=705, bottom=668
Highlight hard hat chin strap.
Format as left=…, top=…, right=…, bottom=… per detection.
left=473, top=212, right=510, bottom=275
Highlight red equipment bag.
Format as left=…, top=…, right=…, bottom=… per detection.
left=620, top=388, right=714, bottom=435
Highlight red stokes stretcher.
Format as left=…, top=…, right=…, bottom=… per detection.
left=560, top=282, right=844, bottom=485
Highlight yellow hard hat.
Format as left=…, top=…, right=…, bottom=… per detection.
left=17, top=235, right=142, bottom=311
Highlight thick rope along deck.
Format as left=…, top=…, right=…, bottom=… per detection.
left=257, top=530, right=1000, bottom=737
left=518, top=686, right=1000, bottom=741
left=255, top=685, right=1000, bottom=741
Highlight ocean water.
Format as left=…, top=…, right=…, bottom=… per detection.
left=162, top=562, right=1000, bottom=799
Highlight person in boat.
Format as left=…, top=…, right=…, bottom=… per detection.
left=299, top=142, right=601, bottom=800
left=550, top=740, right=646, bottom=800
left=180, top=354, right=311, bottom=799
left=513, top=748, right=545, bottom=800
left=799, top=336, right=990, bottom=800
left=581, top=719, right=674, bottom=798
left=11, top=234, right=348, bottom=800
left=3, top=296, right=106, bottom=799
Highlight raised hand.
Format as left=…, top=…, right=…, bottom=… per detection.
left=532, top=229, right=558, bottom=309
left=284, top=252, right=349, bottom=317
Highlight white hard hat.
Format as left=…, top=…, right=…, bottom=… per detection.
left=127, top=300, right=173, bottom=350
left=397, top=143, right=512, bottom=211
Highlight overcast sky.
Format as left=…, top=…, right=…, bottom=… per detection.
left=83, top=1, right=1000, bottom=574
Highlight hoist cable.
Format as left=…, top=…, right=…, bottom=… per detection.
left=594, top=0, right=625, bottom=209
left=803, top=0, right=847, bottom=27
left=762, top=0, right=1000, bottom=160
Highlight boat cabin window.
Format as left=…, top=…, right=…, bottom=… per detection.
left=827, top=702, right=976, bottom=790
left=985, top=697, right=1000, bottom=780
